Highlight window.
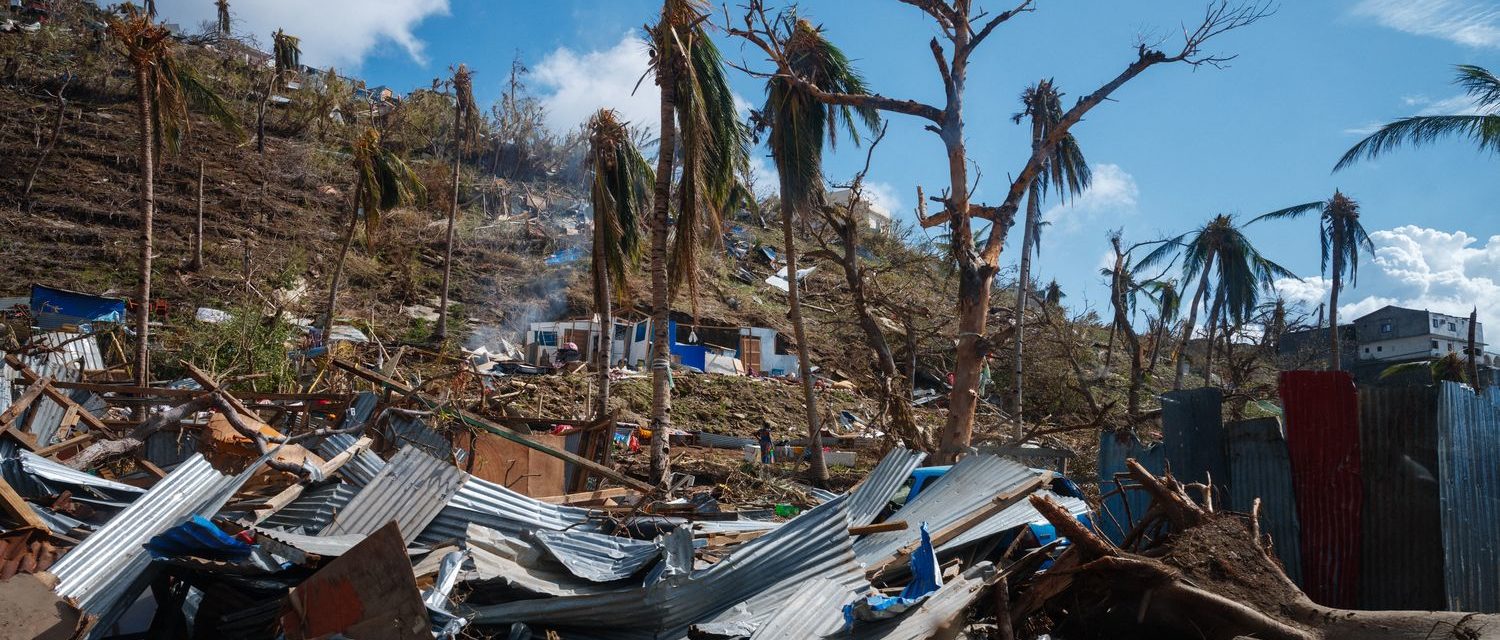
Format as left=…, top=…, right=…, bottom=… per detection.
left=1432, top=340, right=1440, bottom=350
left=1376, top=346, right=1383, bottom=352
left=1434, top=318, right=1442, bottom=329
left=635, top=322, right=647, bottom=342
left=1380, top=320, right=1393, bottom=334
left=1364, top=347, right=1370, bottom=354
left=1449, top=322, right=1457, bottom=332
left=536, top=331, right=558, bottom=347
left=1449, top=343, right=1456, bottom=352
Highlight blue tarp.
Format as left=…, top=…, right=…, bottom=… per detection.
left=545, top=247, right=584, bottom=265
left=845, top=523, right=943, bottom=624
left=29, top=284, right=127, bottom=324
left=146, top=515, right=254, bottom=560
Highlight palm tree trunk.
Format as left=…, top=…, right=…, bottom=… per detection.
left=1148, top=317, right=1168, bottom=372
left=1172, top=254, right=1215, bottom=390
left=593, top=235, right=612, bottom=420
left=133, top=63, right=155, bottom=389
left=191, top=158, right=204, bottom=271
left=1202, top=286, right=1225, bottom=387
left=435, top=110, right=462, bottom=342
left=779, top=189, right=827, bottom=486
left=647, top=64, right=678, bottom=490
left=1105, top=321, right=1118, bottom=368
left=323, top=183, right=361, bottom=337
left=1011, top=179, right=1040, bottom=438
left=1328, top=225, right=1343, bottom=371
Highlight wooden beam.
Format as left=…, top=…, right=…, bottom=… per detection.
left=0, top=476, right=49, bottom=531
left=250, top=436, right=373, bottom=524
left=40, top=380, right=349, bottom=403
left=0, top=378, right=50, bottom=427
left=34, top=433, right=92, bottom=459
left=536, top=487, right=632, bottom=505
left=4, top=356, right=110, bottom=434
left=849, top=520, right=909, bottom=536
left=332, top=358, right=654, bottom=493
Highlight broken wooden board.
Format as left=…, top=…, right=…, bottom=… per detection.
left=281, top=521, right=430, bottom=640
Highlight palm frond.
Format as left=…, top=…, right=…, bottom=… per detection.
left=588, top=109, right=654, bottom=295
left=350, top=128, right=424, bottom=249
left=1454, top=64, right=1500, bottom=109
left=1335, top=114, right=1500, bottom=171
left=1248, top=200, right=1324, bottom=225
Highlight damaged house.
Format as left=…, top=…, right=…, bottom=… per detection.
left=524, top=313, right=800, bottom=376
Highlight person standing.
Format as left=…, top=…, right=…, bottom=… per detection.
left=757, top=419, right=775, bottom=465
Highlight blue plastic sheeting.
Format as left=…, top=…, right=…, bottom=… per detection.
left=844, top=524, right=942, bottom=625
left=545, top=247, right=584, bottom=265
left=1436, top=383, right=1500, bottom=613
left=1225, top=418, right=1303, bottom=586
left=29, top=284, right=127, bottom=324
left=146, top=515, right=254, bottom=560
left=1097, top=430, right=1165, bottom=545
left=1160, top=388, right=1228, bottom=508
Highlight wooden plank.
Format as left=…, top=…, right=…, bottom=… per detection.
left=34, top=433, right=92, bottom=459
left=849, top=520, right=909, bottom=536
left=53, top=405, right=80, bottom=442
left=41, top=380, right=348, bottom=402
left=0, top=378, right=50, bottom=427
left=333, top=358, right=654, bottom=494
left=536, top=487, right=632, bottom=505
left=4, top=356, right=110, bottom=434
left=252, top=436, right=373, bottom=523
left=0, top=476, right=49, bottom=531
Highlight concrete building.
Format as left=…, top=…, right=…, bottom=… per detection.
left=1352, top=305, right=1495, bottom=366
left=828, top=189, right=892, bottom=232
left=524, top=315, right=801, bottom=376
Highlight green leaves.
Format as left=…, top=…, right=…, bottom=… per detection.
left=588, top=109, right=654, bottom=296
left=351, top=129, right=426, bottom=249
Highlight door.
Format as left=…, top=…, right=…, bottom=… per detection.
left=739, top=335, right=762, bottom=374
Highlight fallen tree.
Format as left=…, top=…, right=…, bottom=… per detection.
left=1023, top=460, right=1500, bottom=640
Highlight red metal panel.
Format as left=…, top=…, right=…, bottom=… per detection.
left=1279, top=371, right=1361, bottom=608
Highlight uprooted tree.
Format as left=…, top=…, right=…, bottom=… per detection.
left=1022, top=461, right=1500, bottom=640
left=732, top=0, right=1274, bottom=463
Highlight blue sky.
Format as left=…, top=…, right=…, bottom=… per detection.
left=155, top=0, right=1500, bottom=328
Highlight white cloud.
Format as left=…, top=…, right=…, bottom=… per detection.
left=1274, top=225, right=1500, bottom=328
left=1351, top=0, right=1500, bottom=48
left=533, top=33, right=659, bottom=136
left=863, top=181, right=904, bottom=218
left=153, top=0, right=448, bottom=68
left=1040, top=163, right=1139, bottom=234
left=746, top=154, right=778, bottom=198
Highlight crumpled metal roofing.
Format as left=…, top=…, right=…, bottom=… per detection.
left=845, top=562, right=998, bottom=639
left=383, top=410, right=453, bottom=459
left=252, top=527, right=367, bottom=557
left=466, top=494, right=868, bottom=639
left=532, top=528, right=663, bottom=582
left=49, top=454, right=247, bottom=638
left=143, top=430, right=199, bottom=469
left=0, top=441, right=143, bottom=504
left=35, top=332, right=105, bottom=371
left=694, top=431, right=757, bottom=450
left=460, top=524, right=639, bottom=598
left=321, top=446, right=467, bottom=544
left=417, top=473, right=603, bottom=545
left=944, top=489, right=1089, bottom=552
left=259, top=480, right=357, bottom=533
left=316, top=432, right=386, bottom=488
left=846, top=446, right=926, bottom=527
left=853, top=454, right=1044, bottom=563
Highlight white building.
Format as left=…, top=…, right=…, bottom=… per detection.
left=1354, top=305, right=1497, bottom=367
left=524, top=316, right=802, bottom=376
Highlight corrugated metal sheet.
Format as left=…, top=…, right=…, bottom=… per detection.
left=383, top=411, right=453, bottom=459
left=49, top=454, right=243, bottom=638
left=740, top=576, right=851, bottom=639
left=1280, top=370, right=1361, bottom=609
left=315, top=433, right=386, bottom=488
left=1437, top=383, right=1500, bottom=613
left=852, top=454, right=1042, bottom=564
left=1357, top=384, right=1444, bottom=611
left=259, top=481, right=357, bottom=533
left=1224, top=417, right=1303, bottom=586
left=35, top=332, right=105, bottom=371
left=417, top=473, right=603, bottom=545
left=17, top=349, right=84, bottom=447
left=531, top=528, right=662, bottom=582
left=143, top=430, right=199, bottom=469
left=1096, top=430, right=1165, bottom=545
left=846, top=447, right=926, bottom=527
left=461, top=524, right=641, bottom=598
left=252, top=527, right=366, bottom=557
left=321, top=446, right=467, bottom=544
left=695, top=431, right=757, bottom=450
left=845, top=563, right=998, bottom=640
left=0, top=361, right=12, bottom=413
left=466, top=494, right=867, bottom=640
left=945, top=490, right=1089, bottom=551
left=1161, top=388, right=1228, bottom=508
left=0, top=440, right=143, bottom=504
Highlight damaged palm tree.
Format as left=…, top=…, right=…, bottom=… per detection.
left=214, top=0, right=231, bottom=39
left=586, top=109, right=652, bottom=419
left=733, top=0, right=1275, bottom=463
left=108, top=5, right=241, bottom=388
left=255, top=28, right=300, bottom=154
left=757, top=16, right=880, bottom=486
left=1009, top=79, right=1091, bottom=438
left=644, top=0, right=749, bottom=489
left=322, top=129, right=426, bottom=337
left=1022, top=461, right=1499, bottom=639
left=433, top=63, right=481, bottom=343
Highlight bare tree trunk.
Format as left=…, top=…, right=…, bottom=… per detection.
left=1011, top=178, right=1041, bottom=438
left=647, top=64, right=677, bottom=490
left=255, top=70, right=272, bottom=155
left=1104, top=320, right=1118, bottom=369
left=1109, top=240, right=1146, bottom=419
left=1202, top=285, right=1225, bottom=387
left=936, top=25, right=983, bottom=464
left=1328, top=224, right=1343, bottom=371
left=593, top=225, right=612, bottom=420
left=133, top=64, right=155, bottom=389
left=837, top=225, right=922, bottom=450
left=1148, top=317, right=1168, bottom=372
left=322, top=183, right=361, bottom=337
left=435, top=108, right=462, bottom=343
left=779, top=186, right=828, bottom=485
left=23, top=77, right=67, bottom=209
left=190, top=158, right=204, bottom=271
left=1172, top=254, right=1214, bottom=390
left=903, top=312, right=918, bottom=402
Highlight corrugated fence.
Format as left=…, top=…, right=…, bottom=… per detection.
left=1357, top=385, right=1444, bottom=611
left=1160, top=388, right=1228, bottom=508
left=1096, top=430, right=1165, bottom=545
left=1224, top=417, right=1303, bottom=586
left=1280, top=371, right=1361, bottom=609
left=1437, top=383, right=1500, bottom=612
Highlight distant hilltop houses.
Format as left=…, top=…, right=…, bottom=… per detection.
left=1280, top=304, right=1499, bottom=378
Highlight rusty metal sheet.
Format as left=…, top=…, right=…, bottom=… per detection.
left=1280, top=370, right=1361, bottom=609
left=281, top=521, right=431, bottom=639
left=1357, top=384, right=1444, bottom=610
left=1225, top=417, right=1303, bottom=586
left=1437, top=383, right=1500, bottom=613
